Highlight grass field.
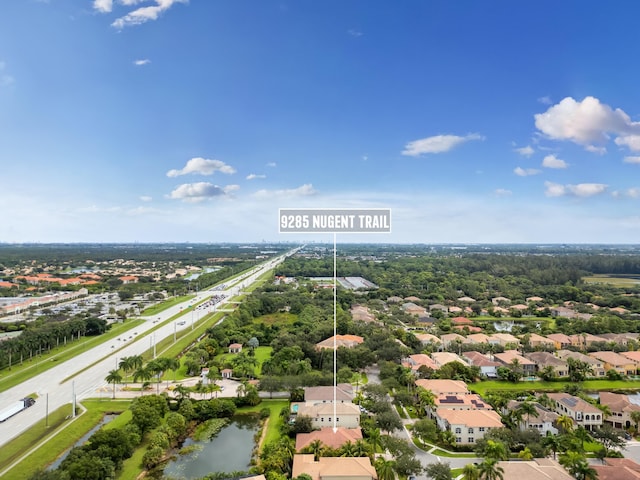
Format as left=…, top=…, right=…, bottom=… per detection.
left=237, top=399, right=288, bottom=447
left=0, top=399, right=132, bottom=480
left=583, top=274, right=640, bottom=287
left=470, top=379, right=640, bottom=396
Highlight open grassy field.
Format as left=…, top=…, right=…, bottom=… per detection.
left=582, top=274, right=640, bottom=287
left=471, top=379, right=640, bottom=396
left=0, top=399, right=132, bottom=480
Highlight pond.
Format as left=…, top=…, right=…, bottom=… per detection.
left=161, top=415, right=261, bottom=479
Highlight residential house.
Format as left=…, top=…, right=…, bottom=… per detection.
left=620, top=351, right=640, bottom=367
left=546, top=333, right=572, bottom=350
left=524, top=333, right=556, bottom=350
left=599, top=333, right=631, bottom=348
left=462, top=351, right=501, bottom=378
left=296, top=402, right=361, bottom=429
left=228, top=343, right=243, bottom=353
left=403, top=354, right=439, bottom=373
left=119, top=275, right=138, bottom=284
left=435, top=409, right=503, bottom=444
left=414, top=333, right=441, bottom=346
left=497, top=459, right=573, bottom=480
left=526, top=296, right=545, bottom=303
left=402, top=302, right=427, bottom=316
left=292, top=455, right=377, bottom=480
left=435, top=393, right=491, bottom=411
left=506, top=400, right=559, bottom=435
left=440, top=333, right=465, bottom=349
left=221, top=368, right=233, bottom=379
left=492, top=296, right=511, bottom=305
left=493, top=350, right=536, bottom=377
left=599, top=392, right=640, bottom=429
left=489, top=333, right=521, bottom=347
left=589, top=351, right=637, bottom=375
left=431, top=352, right=469, bottom=368
left=414, top=379, right=469, bottom=396
left=404, top=296, right=422, bottom=303
left=556, top=350, right=606, bottom=377
left=594, top=458, right=640, bottom=480
left=315, top=335, right=364, bottom=350
left=525, top=352, right=569, bottom=378
left=387, top=296, right=403, bottom=303
left=457, top=296, right=476, bottom=303
left=416, top=315, right=438, bottom=326
left=453, top=325, right=482, bottom=333
left=547, top=393, right=603, bottom=430
left=569, top=333, right=608, bottom=349
left=463, top=333, right=491, bottom=345
left=305, top=384, right=354, bottom=404
left=429, top=303, right=448, bottom=314
left=451, top=316, right=473, bottom=326
left=350, top=305, right=378, bottom=324
left=295, top=427, right=363, bottom=451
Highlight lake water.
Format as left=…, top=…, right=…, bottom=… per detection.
left=162, top=415, right=260, bottom=479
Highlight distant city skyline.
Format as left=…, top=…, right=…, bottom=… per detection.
left=1, top=1, right=640, bottom=243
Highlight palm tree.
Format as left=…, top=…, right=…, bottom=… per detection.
left=374, top=457, right=397, bottom=480
left=574, top=426, right=592, bottom=452
left=632, top=410, right=640, bottom=434
left=105, top=369, right=122, bottom=399
left=478, top=458, right=504, bottom=480
left=303, top=439, right=325, bottom=461
left=556, top=414, right=574, bottom=433
left=463, top=463, right=480, bottom=480
left=542, top=433, right=561, bottom=459
left=416, top=387, right=436, bottom=417
left=517, top=401, right=539, bottom=428
left=340, top=441, right=357, bottom=457
left=367, top=427, right=382, bottom=454
left=353, top=439, right=372, bottom=458
left=483, top=440, right=508, bottom=461
left=572, top=461, right=598, bottom=480
left=133, top=366, right=152, bottom=395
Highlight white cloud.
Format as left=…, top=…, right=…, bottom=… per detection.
left=627, top=188, right=640, bottom=199
left=494, top=189, right=512, bottom=197
left=266, top=162, right=277, bottom=168
left=167, top=182, right=239, bottom=203
left=348, top=29, right=363, bottom=37
left=542, top=154, right=568, bottom=169
left=167, top=157, right=236, bottom=177
left=402, top=133, right=484, bottom=156
left=111, top=0, right=187, bottom=29
left=246, top=174, right=266, bottom=180
left=133, top=59, right=151, bottom=66
left=624, top=156, right=640, bottom=164
left=585, top=145, right=607, bottom=154
left=615, top=135, right=640, bottom=152
left=139, top=195, right=152, bottom=202
left=253, top=183, right=316, bottom=199
left=515, top=145, right=534, bottom=157
left=538, top=96, right=552, bottom=105
left=514, top=167, right=541, bottom=177
left=545, top=181, right=607, bottom=197
left=93, top=0, right=113, bottom=13
left=534, top=96, right=640, bottom=151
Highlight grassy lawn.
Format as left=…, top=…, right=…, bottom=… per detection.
left=255, top=312, right=296, bottom=326
left=470, top=379, right=640, bottom=396
left=583, top=274, right=640, bottom=287
left=237, top=399, right=288, bottom=448
left=0, top=319, right=144, bottom=394
left=215, top=346, right=273, bottom=378
left=1, top=399, right=132, bottom=480
left=140, top=295, right=195, bottom=316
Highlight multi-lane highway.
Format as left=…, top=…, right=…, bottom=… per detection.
left=0, top=250, right=297, bottom=449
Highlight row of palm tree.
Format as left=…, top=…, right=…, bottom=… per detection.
left=105, top=355, right=180, bottom=398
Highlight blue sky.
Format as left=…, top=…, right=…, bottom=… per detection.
left=1, top=1, right=640, bottom=243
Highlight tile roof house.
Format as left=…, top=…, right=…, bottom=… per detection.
left=594, top=458, right=640, bottom=480
left=431, top=352, right=469, bottom=368
left=546, top=333, right=572, bottom=350
left=569, top=333, right=608, bottom=349
left=599, top=391, right=640, bottom=430
left=435, top=409, right=503, bottom=444
left=493, top=350, right=536, bottom=376
left=414, top=333, right=442, bottom=346
left=402, top=302, right=427, bottom=316
left=492, top=296, right=511, bottom=305
left=524, top=333, right=556, bottom=349
left=451, top=316, right=473, bottom=325
left=228, top=343, right=243, bottom=353
left=556, top=350, right=606, bottom=377
left=315, top=335, right=364, bottom=350
left=440, top=333, right=465, bottom=348
left=292, top=454, right=377, bottom=480
left=295, top=427, right=363, bottom=451
left=457, top=296, right=476, bottom=303
left=429, top=303, right=448, bottom=313
left=463, top=333, right=492, bottom=345
left=524, top=351, right=569, bottom=378
left=435, top=393, right=491, bottom=411
left=296, top=402, right=361, bottom=429
left=403, top=354, right=439, bottom=372
left=497, top=459, right=573, bottom=480
left=462, top=351, right=501, bottom=378
left=415, top=379, right=469, bottom=396
left=489, top=333, right=521, bottom=347
left=304, top=384, right=354, bottom=403
left=506, top=400, right=559, bottom=436
left=589, top=351, right=638, bottom=375
left=620, top=351, right=640, bottom=365
left=547, top=392, right=603, bottom=430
